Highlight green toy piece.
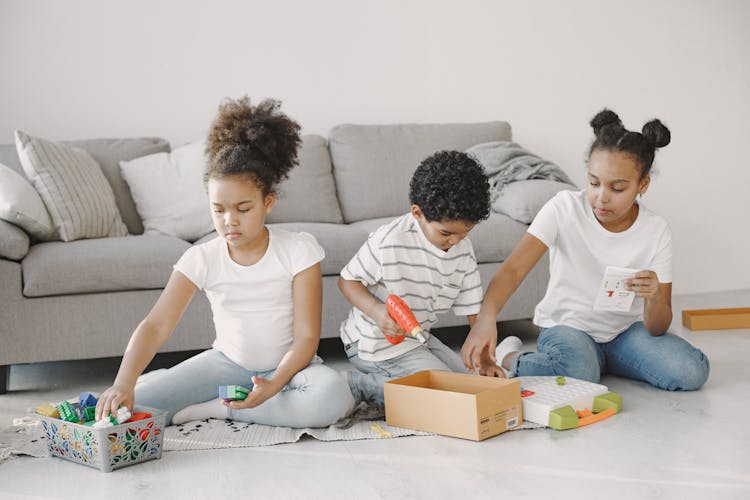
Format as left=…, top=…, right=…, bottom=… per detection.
left=593, top=392, right=623, bottom=414
left=82, top=406, right=96, bottom=422
left=219, top=385, right=249, bottom=401
left=57, top=401, right=79, bottom=423
left=556, top=376, right=566, bottom=385
left=548, top=405, right=578, bottom=430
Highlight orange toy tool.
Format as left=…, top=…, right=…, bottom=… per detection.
left=385, top=295, right=427, bottom=345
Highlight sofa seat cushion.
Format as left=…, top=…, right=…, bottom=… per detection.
left=266, top=222, right=372, bottom=276
left=22, top=235, right=190, bottom=297
left=328, top=122, right=512, bottom=223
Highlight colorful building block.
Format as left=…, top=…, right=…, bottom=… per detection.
left=57, top=401, right=80, bottom=423
left=36, top=403, right=60, bottom=418
left=127, top=412, right=153, bottom=422
left=219, top=385, right=249, bottom=401
left=79, top=391, right=98, bottom=408
left=82, top=406, right=97, bottom=422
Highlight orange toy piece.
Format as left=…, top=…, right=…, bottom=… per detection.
left=577, top=407, right=616, bottom=427
left=385, top=295, right=427, bottom=345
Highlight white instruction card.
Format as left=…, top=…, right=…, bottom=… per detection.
left=593, top=266, right=639, bottom=312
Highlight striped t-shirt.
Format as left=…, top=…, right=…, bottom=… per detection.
left=339, top=213, right=483, bottom=362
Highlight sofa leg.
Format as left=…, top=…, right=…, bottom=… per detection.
left=0, top=365, right=9, bottom=394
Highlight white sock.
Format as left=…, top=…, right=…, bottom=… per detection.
left=172, top=398, right=229, bottom=424
left=495, top=336, right=523, bottom=377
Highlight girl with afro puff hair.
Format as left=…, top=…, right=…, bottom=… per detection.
left=462, top=109, right=709, bottom=391
left=97, top=97, right=356, bottom=427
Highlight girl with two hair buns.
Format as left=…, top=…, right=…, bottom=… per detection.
left=96, top=97, right=355, bottom=426
left=461, top=109, right=710, bottom=391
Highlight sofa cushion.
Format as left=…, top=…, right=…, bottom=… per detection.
left=0, top=162, right=56, bottom=240
left=267, top=222, right=372, bottom=276
left=0, top=218, right=30, bottom=261
left=328, top=122, right=512, bottom=223
left=15, top=131, right=129, bottom=242
left=0, top=137, right=172, bottom=236
left=468, top=212, right=529, bottom=264
left=64, top=137, right=172, bottom=235
left=120, top=141, right=214, bottom=242
left=22, top=235, right=190, bottom=297
left=266, top=135, right=343, bottom=225
left=492, top=179, right=576, bottom=224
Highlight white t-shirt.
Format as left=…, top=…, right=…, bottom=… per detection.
left=174, top=227, right=325, bottom=371
left=528, top=189, right=672, bottom=342
left=340, top=213, right=483, bottom=361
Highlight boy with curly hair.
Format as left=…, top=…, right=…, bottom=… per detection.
left=339, top=150, right=503, bottom=406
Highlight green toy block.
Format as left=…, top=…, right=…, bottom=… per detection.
left=219, top=385, right=249, bottom=401
left=555, top=376, right=566, bottom=385
left=548, top=405, right=579, bottom=430
left=82, top=406, right=97, bottom=422
left=593, top=392, right=623, bottom=414
left=57, top=401, right=79, bottom=423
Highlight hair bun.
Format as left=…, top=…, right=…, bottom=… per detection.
left=641, top=119, right=671, bottom=148
left=590, top=109, right=622, bottom=136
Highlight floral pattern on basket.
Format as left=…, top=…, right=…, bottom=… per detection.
left=41, top=418, right=162, bottom=469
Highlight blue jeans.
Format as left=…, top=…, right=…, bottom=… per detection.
left=511, top=322, right=710, bottom=391
left=135, top=349, right=355, bottom=427
left=345, top=335, right=468, bottom=406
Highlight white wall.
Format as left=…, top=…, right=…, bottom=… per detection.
left=1, top=0, right=748, bottom=295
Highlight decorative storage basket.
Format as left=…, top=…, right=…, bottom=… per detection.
left=39, top=406, right=166, bottom=472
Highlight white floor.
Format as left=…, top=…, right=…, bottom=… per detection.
left=1, top=291, right=749, bottom=500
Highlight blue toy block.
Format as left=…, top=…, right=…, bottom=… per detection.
left=79, top=391, right=98, bottom=408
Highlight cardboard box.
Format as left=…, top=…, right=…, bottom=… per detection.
left=384, top=370, right=522, bottom=441
left=682, top=307, right=750, bottom=331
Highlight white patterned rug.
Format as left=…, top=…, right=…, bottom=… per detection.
left=0, top=404, right=543, bottom=461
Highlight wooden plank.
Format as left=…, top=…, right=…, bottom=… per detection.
left=681, top=307, right=750, bottom=330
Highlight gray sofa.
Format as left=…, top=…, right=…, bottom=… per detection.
left=0, top=121, right=550, bottom=393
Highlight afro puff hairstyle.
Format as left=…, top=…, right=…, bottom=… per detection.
left=409, top=150, right=491, bottom=224
left=205, top=96, right=301, bottom=196
left=589, top=108, right=671, bottom=179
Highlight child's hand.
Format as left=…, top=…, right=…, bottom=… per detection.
left=478, top=345, right=506, bottom=378
left=479, top=364, right=507, bottom=378
left=95, top=383, right=134, bottom=421
left=461, top=320, right=498, bottom=372
left=225, top=376, right=281, bottom=410
left=373, top=304, right=405, bottom=341
left=624, top=270, right=659, bottom=299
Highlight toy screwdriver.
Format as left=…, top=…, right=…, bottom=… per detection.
left=384, top=294, right=427, bottom=345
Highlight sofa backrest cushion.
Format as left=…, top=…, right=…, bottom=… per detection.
left=62, top=138, right=171, bottom=235
left=328, top=121, right=512, bottom=223
left=266, top=135, right=343, bottom=224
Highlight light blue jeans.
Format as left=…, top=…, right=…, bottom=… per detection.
left=345, top=335, right=468, bottom=406
left=135, top=349, right=356, bottom=426
left=511, top=322, right=710, bottom=391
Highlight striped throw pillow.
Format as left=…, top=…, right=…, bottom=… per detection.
left=14, top=130, right=128, bottom=241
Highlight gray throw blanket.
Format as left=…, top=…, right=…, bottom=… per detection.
left=467, top=141, right=575, bottom=201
